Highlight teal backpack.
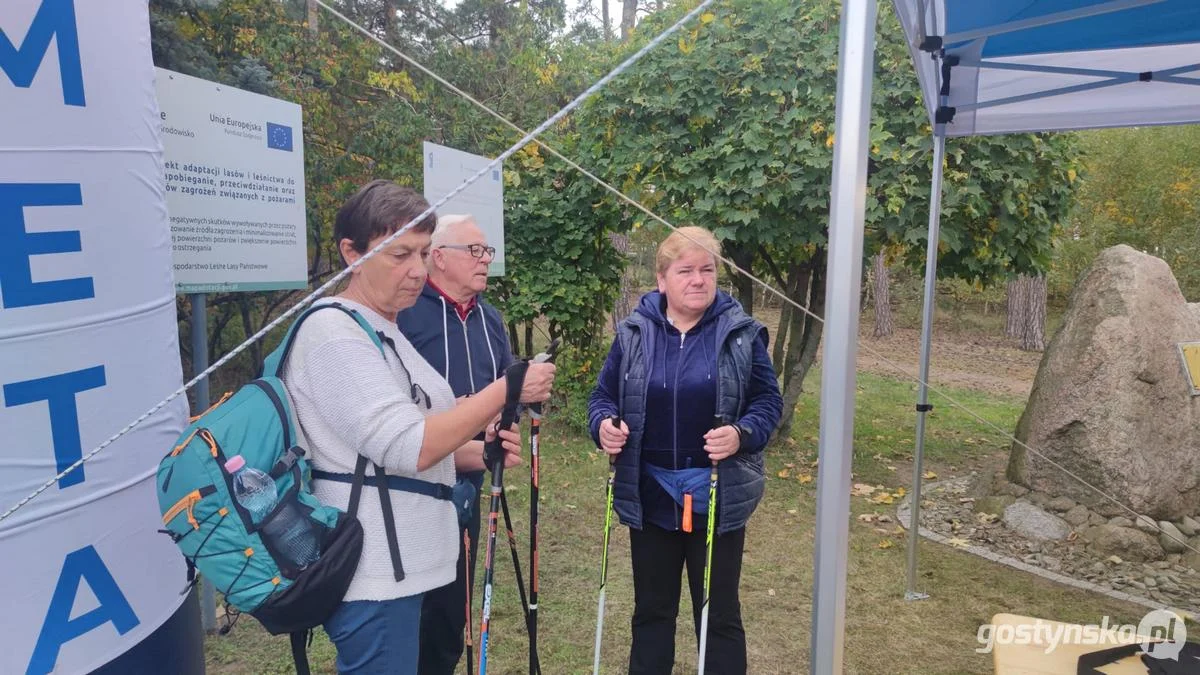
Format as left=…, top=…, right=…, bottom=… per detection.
left=157, top=302, right=442, bottom=674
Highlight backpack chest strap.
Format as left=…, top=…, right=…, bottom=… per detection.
left=311, top=468, right=454, bottom=501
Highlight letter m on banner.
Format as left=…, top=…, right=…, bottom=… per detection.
left=0, top=0, right=85, bottom=106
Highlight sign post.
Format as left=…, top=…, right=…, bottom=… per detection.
left=188, top=292, right=216, bottom=633
left=156, top=68, right=308, bottom=294
left=154, top=68, right=309, bottom=631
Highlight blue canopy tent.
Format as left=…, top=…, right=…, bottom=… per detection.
left=811, top=1, right=1200, bottom=672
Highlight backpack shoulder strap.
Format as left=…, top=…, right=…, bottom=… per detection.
left=290, top=630, right=311, bottom=675
left=261, top=302, right=386, bottom=378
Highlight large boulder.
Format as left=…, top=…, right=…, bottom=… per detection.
left=1007, top=245, right=1200, bottom=520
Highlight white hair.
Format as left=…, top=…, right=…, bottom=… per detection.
left=432, top=213, right=477, bottom=248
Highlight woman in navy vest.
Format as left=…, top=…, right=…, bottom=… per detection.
left=588, top=226, right=782, bottom=674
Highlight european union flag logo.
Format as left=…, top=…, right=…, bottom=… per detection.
left=267, top=123, right=293, bottom=151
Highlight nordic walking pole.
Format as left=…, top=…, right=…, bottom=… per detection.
left=478, top=362, right=529, bottom=675
left=528, top=407, right=544, bottom=675
left=496, top=488, right=544, bottom=675
left=592, top=413, right=621, bottom=675
left=697, top=415, right=726, bottom=675
left=464, top=529, right=475, bottom=675
left=499, top=490, right=533, bottom=623
left=527, top=338, right=558, bottom=675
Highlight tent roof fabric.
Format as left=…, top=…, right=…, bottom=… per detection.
left=894, top=0, right=1200, bottom=137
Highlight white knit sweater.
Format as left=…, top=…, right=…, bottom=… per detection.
left=282, top=297, right=458, bottom=601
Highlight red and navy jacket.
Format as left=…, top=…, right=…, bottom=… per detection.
left=398, top=281, right=515, bottom=476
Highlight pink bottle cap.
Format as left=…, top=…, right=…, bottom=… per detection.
left=224, top=455, right=246, bottom=473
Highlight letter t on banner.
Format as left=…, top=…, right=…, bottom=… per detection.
left=3, top=366, right=106, bottom=488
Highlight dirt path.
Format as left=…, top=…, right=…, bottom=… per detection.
left=755, top=306, right=1042, bottom=399
left=851, top=325, right=1040, bottom=399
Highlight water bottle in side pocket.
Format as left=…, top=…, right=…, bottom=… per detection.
left=225, top=454, right=319, bottom=573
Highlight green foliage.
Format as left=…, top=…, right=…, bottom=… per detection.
left=151, top=0, right=1084, bottom=425
left=578, top=0, right=1081, bottom=287
left=406, top=15, right=628, bottom=358
left=929, top=133, right=1080, bottom=285
left=574, top=0, right=1082, bottom=433
left=541, top=337, right=610, bottom=433
left=1052, top=125, right=1200, bottom=300
left=150, top=0, right=629, bottom=409
left=490, top=144, right=627, bottom=349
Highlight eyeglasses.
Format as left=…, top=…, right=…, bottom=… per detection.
left=439, top=244, right=496, bottom=259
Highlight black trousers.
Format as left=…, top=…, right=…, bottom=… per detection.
left=628, top=523, right=747, bottom=675
left=418, top=479, right=482, bottom=675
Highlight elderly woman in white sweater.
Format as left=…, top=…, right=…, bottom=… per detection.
left=282, top=179, right=554, bottom=674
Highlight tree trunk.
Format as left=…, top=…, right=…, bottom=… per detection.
left=306, top=0, right=319, bottom=34
left=780, top=263, right=813, bottom=394
left=384, top=0, right=397, bottom=42
left=601, top=0, right=611, bottom=41
left=871, top=252, right=892, bottom=338
left=620, top=0, right=637, bottom=40
left=773, top=268, right=804, bottom=374
left=777, top=257, right=825, bottom=439
left=1020, top=274, right=1047, bottom=351
left=727, top=243, right=755, bottom=316
left=508, top=320, right=520, bottom=357
left=610, top=232, right=635, bottom=332
left=210, top=301, right=233, bottom=367
left=1006, top=277, right=1026, bottom=338
left=524, top=321, right=534, bottom=359
left=772, top=296, right=791, bottom=374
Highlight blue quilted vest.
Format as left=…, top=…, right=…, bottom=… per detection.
left=612, top=303, right=766, bottom=534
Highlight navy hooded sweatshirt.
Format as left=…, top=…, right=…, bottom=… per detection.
left=397, top=281, right=514, bottom=479
left=588, top=290, right=781, bottom=532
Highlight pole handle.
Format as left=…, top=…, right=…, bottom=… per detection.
left=710, top=415, right=730, bottom=466
left=533, top=337, right=561, bottom=364
left=605, top=414, right=622, bottom=466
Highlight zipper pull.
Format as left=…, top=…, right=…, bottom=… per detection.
left=682, top=493, right=693, bottom=533
left=186, top=497, right=200, bottom=530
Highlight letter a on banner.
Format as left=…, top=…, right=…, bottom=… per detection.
left=28, top=546, right=140, bottom=674
left=0, top=1, right=199, bottom=673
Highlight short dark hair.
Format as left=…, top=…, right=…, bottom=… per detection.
left=334, top=180, right=437, bottom=265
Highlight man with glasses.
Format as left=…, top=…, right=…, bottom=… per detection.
left=397, top=213, right=513, bottom=675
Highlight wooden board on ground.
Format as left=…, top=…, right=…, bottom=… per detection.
left=990, top=613, right=1151, bottom=674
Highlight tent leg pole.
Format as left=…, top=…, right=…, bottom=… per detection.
left=810, top=1, right=877, bottom=674
left=905, top=131, right=946, bottom=602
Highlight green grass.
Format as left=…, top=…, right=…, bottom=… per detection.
left=807, top=366, right=1025, bottom=486
left=204, top=370, right=1160, bottom=674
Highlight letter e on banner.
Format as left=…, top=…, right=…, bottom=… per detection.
left=0, top=183, right=92, bottom=309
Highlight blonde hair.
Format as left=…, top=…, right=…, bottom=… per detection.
left=656, top=225, right=722, bottom=275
